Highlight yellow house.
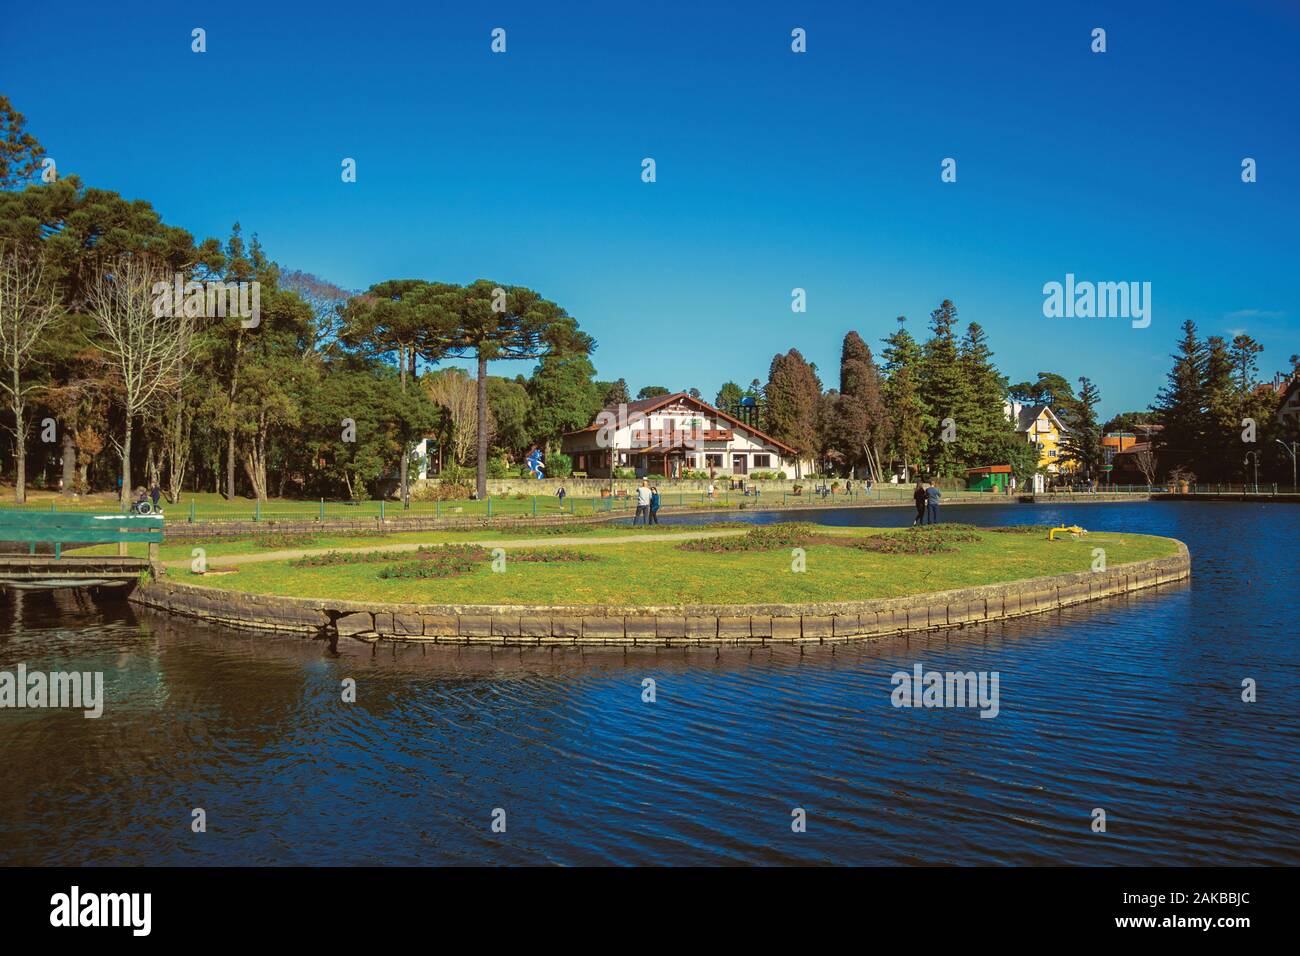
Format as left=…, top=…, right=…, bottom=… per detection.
left=1005, top=402, right=1070, bottom=475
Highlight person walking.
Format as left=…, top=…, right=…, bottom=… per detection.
left=912, top=480, right=927, bottom=526
left=649, top=485, right=661, bottom=524
left=634, top=479, right=652, bottom=525
left=557, top=485, right=566, bottom=503
left=149, top=483, right=161, bottom=510
left=707, top=481, right=715, bottom=500
left=1008, top=474, right=1017, bottom=496
left=925, top=481, right=941, bottom=525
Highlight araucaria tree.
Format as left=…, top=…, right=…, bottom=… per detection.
left=1058, top=376, right=1103, bottom=479
left=437, top=281, right=592, bottom=499
left=881, top=316, right=925, bottom=480
left=86, top=255, right=194, bottom=505
left=918, top=299, right=973, bottom=476
left=0, top=243, right=62, bottom=502
left=1152, top=320, right=1207, bottom=477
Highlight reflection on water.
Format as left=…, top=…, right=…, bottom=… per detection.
left=1, top=502, right=1297, bottom=865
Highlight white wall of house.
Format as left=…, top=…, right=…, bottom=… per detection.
left=564, top=397, right=808, bottom=478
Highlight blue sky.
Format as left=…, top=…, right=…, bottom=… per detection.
left=2, top=0, right=1296, bottom=416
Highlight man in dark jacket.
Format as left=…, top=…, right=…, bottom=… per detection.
left=925, top=482, right=941, bottom=525
left=912, top=481, right=927, bottom=526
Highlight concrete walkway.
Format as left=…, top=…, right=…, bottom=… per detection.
left=164, top=528, right=751, bottom=570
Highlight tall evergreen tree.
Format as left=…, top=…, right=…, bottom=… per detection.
left=600, top=377, right=630, bottom=408
left=764, top=349, right=821, bottom=473
left=834, top=331, right=891, bottom=480
left=918, top=299, right=973, bottom=476
left=1201, top=335, right=1241, bottom=482
left=715, top=381, right=743, bottom=413
left=881, top=315, right=925, bottom=480
left=1152, top=319, right=1207, bottom=477
left=1229, top=334, right=1264, bottom=392
left=526, top=352, right=603, bottom=450
left=1058, top=377, right=1103, bottom=479
left=958, top=321, right=1014, bottom=466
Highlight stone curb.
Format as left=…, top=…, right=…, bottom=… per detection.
left=129, top=542, right=1190, bottom=647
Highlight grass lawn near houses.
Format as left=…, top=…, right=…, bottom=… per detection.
left=170, top=525, right=1182, bottom=606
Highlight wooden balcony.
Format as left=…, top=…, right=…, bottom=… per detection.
left=630, top=428, right=732, bottom=446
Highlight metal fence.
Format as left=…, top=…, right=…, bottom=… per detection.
left=9, top=482, right=1291, bottom=525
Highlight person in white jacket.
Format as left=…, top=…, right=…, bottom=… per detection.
left=634, top=480, right=652, bottom=525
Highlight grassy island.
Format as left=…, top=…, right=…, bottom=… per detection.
left=159, top=523, right=1182, bottom=607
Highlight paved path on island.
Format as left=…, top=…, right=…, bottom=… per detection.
left=162, top=528, right=761, bottom=570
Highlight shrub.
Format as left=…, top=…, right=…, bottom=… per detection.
left=409, top=480, right=474, bottom=502
left=253, top=532, right=317, bottom=549
left=677, top=522, right=820, bottom=553
left=547, top=451, right=573, bottom=478
left=853, top=523, right=981, bottom=555
left=509, top=547, right=601, bottom=563
left=377, top=545, right=491, bottom=579
left=990, top=524, right=1051, bottom=535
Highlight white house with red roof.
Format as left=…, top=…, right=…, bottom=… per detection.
left=562, top=392, right=809, bottom=479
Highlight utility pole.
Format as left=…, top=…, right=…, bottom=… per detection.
left=1276, top=439, right=1298, bottom=492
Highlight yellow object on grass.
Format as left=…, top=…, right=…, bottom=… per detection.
left=1048, top=525, right=1088, bottom=540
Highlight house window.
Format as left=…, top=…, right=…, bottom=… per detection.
left=1049, top=449, right=1058, bottom=457
left=705, top=453, right=724, bottom=467
left=753, top=454, right=771, bottom=468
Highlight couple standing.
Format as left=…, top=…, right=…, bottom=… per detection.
left=912, top=480, right=941, bottom=525
left=634, top=479, right=661, bottom=525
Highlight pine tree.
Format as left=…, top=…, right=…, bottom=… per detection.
left=881, top=315, right=925, bottom=480
left=918, top=299, right=974, bottom=476
left=1152, top=320, right=1207, bottom=478
left=764, top=349, right=821, bottom=473
left=1229, top=334, right=1264, bottom=392
left=834, top=331, right=891, bottom=480
left=1202, top=336, right=1239, bottom=482
left=958, top=322, right=1014, bottom=466
left=601, top=378, right=630, bottom=408
left=715, top=381, right=743, bottom=414
left=1058, top=377, right=1103, bottom=479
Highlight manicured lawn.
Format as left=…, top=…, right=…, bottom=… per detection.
left=172, top=526, right=1181, bottom=605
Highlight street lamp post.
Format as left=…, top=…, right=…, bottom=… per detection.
left=1276, top=439, right=1298, bottom=492
left=1244, top=450, right=1261, bottom=492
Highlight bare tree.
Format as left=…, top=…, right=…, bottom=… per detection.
left=425, top=367, right=490, bottom=467
left=0, top=244, right=62, bottom=503
left=86, top=255, right=194, bottom=506
left=1134, top=444, right=1158, bottom=486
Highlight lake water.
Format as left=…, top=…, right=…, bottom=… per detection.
left=1, top=501, right=1296, bottom=865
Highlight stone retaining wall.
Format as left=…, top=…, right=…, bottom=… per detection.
left=131, top=544, right=1190, bottom=646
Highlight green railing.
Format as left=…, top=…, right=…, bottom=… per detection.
left=21, top=481, right=1275, bottom=527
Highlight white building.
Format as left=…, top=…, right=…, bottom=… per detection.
left=562, top=392, right=809, bottom=479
